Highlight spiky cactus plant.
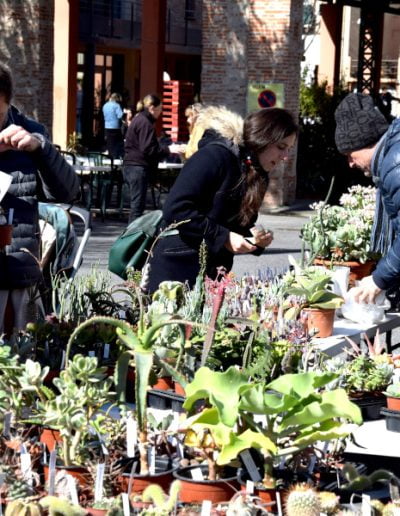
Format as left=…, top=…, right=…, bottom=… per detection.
left=285, top=484, right=321, bottom=516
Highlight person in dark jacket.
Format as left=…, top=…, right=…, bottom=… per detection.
left=146, top=105, right=298, bottom=293
left=334, top=92, right=400, bottom=304
left=123, top=94, right=170, bottom=223
left=0, top=62, right=80, bottom=333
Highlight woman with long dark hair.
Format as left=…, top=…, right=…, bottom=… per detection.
left=147, top=106, right=298, bottom=293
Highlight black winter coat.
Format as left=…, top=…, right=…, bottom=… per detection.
left=147, top=130, right=259, bottom=292
left=0, top=106, right=80, bottom=289
left=123, top=110, right=169, bottom=170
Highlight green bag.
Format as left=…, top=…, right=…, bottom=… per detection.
left=108, top=210, right=163, bottom=279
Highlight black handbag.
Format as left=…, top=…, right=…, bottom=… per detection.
left=108, top=210, right=163, bottom=279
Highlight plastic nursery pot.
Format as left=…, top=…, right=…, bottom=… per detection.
left=174, top=381, right=186, bottom=397
left=349, top=392, right=386, bottom=421
left=0, top=224, right=12, bottom=248
left=152, top=376, right=175, bottom=391
left=85, top=509, right=107, bottom=516
left=381, top=407, right=400, bottom=432
left=118, top=456, right=175, bottom=495
left=386, top=396, right=400, bottom=411
left=302, top=307, right=335, bottom=338
left=173, top=464, right=239, bottom=504
left=43, top=462, right=91, bottom=488
left=313, top=259, right=376, bottom=288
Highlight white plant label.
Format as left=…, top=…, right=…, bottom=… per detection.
left=201, top=500, right=212, bottom=516
left=122, top=493, right=130, bottom=516
left=3, top=412, right=11, bottom=437
left=48, top=450, right=57, bottom=496
left=0, top=172, right=12, bottom=203
left=149, top=446, right=156, bottom=475
left=67, top=474, right=79, bottom=505
left=94, top=463, right=105, bottom=502
left=103, top=343, right=110, bottom=359
left=190, top=467, right=204, bottom=480
left=20, top=447, right=32, bottom=486
left=362, top=494, right=372, bottom=516
left=276, top=491, right=283, bottom=516
left=126, top=415, right=137, bottom=458
left=88, top=350, right=95, bottom=357
left=246, top=480, right=254, bottom=493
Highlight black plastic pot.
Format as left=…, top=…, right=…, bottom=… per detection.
left=381, top=407, right=400, bottom=432
left=147, top=388, right=185, bottom=412
left=350, top=393, right=386, bottom=421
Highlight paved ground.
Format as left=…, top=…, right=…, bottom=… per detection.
left=75, top=195, right=313, bottom=282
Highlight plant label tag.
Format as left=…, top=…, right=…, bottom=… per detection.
left=276, top=491, right=283, bottom=516
left=121, top=493, right=130, bottom=516
left=177, top=441, right=184, bottom=459
left=239, top=450, right=262, bottom=482
left=201, top=500, right=212, bottom=516
left=48, top=450, right=57, bottom=496
left=103, top=343, right=110, bottom=359
left=94, top=462, right=105, bottom=502
left=148, top=447, right=156, bottom=475
left=88, top=350, right=95, bottom=357
left=246, top=480, right=254, bottom=493
left=60, top=350, right=66, bottom=370
left=362, top=494, right=372, bottom=516
left=20, top=448, right=32, bottom=486
left=2, top=412, right=11, bottom=437
left=0, top=172, right=12, bottom=203
left=190, top=467, right=204, bottom=481
left=307, top=453, right=317, bottom=475
left=126, top=415, right=137, bottom=458
left=66, top=474, right=79, bottom=505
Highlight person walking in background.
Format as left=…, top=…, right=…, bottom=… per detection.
left=123, top=94, right=170, bottom=223
left=0, top=62, right=80, bottom=333
left=334, top=92, right=399, bottom=304
left=102, top=92, right=124, bottom=159
left=147, top=106, right=298, bottom=293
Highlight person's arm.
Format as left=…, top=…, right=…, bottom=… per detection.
left=163, top=146, right=256, bottom=255
left=0, top=124, right=79, bottom=202
left=139, top=122, right=169, bottom=163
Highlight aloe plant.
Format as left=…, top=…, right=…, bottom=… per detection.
left=64, top=286, right=191, bottom=474
left=181, top=367, right=362, bottom=485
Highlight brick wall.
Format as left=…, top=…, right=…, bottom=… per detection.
left=0, top=0, right=54, bottom=135
left=201, top=0, right=304, bottom=207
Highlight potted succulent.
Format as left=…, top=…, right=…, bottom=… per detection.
left=282, top=265, right=344, bottom=337
left=177, top=366, right=362, bottom=504
left=300, top=185, right=380, bottom=285
left=384, top=383, right=400, bottom=411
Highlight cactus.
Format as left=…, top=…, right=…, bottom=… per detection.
left=285, top=484, right=321, bottom=516
left=370, top=499, right=385, bottom=515
left=5, top=500, right=44, bottom=516
left=141, top=480, right=181, bottom=515
left=39, top=496, right=86, bottom=516
left=382, top=502, right=400, bottom=516
left=5, top=478, right=35, bottom=501
left=318, top=491, right=340, bottom=515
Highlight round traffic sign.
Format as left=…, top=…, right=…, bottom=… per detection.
left=258, top=89, right=277, bottom=108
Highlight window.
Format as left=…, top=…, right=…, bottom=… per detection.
left=185, top=0, right=195, bottom=21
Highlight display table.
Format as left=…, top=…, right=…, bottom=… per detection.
left=315, top=312, right=400, bottom=357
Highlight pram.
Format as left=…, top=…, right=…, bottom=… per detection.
left=38, top=202, right=91, bottom=315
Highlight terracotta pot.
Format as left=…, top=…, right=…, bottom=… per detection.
left=173, top=465, right=239, bottom=504
left=85, top=509, right=107, bottom=516
left=313, top=258, right=376, bottom=287
left=40, top=427, right=62, bottom=452
left=386, top=396, right=400, bottom=411
left=302, top=307, right=335, bottom=338
left=174, top=381, right=186, bottom=397
left=152, top=376, right=174, bottom=391
left=0, top=225, right=12, bottom=248
left=118, top=457, right=175, bottom=495
left=43, top=462, right=91, bottom=488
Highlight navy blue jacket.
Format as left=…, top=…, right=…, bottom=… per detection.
left=372, top=118, right=400, bottom=289
left=0, top=105, right=80, bottom=289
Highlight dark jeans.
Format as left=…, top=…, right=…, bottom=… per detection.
left=105, top=128, right=123, bottom=159
left=123, top=165, right=148, bottom=223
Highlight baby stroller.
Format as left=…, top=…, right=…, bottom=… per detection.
left=38, top=202, right=91, bottom=315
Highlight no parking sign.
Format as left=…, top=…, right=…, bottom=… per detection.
left=247, top=82, right=284, bottom=112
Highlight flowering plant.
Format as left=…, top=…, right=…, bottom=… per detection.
left=300, top=185, right=381, bottom=264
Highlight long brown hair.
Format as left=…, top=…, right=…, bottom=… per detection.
left=239, top=108, right=299, bottom=225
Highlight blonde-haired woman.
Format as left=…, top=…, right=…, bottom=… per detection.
left=123, top=94, right=169, bottom=222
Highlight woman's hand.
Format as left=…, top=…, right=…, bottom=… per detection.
left=224, top=232, right=257, bottom=253
left=250, top=225, right=274, bottom=249
left=351, top=275, right=382, bottom=304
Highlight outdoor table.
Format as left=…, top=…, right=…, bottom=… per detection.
left=314, top=312, right=400, bottom=357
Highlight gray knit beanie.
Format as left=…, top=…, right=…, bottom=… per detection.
left=334, top=93, right=389, bottom=154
